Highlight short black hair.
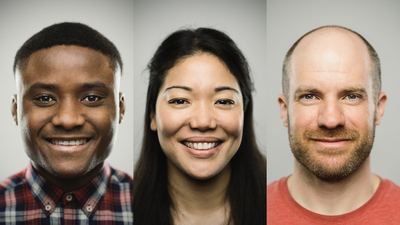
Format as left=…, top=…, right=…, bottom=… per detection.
left=14, top=22, right=123, bottom=74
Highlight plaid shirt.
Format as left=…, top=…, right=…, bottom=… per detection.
left=0, top=163, right=133, bottom=224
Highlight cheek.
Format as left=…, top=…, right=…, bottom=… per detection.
left=344, top=107, right=373, bottom=129
left=155, top=109, right=183, bottom=138
left=290, top=106, right=316, bottom=131
left=86, top=107, right=118, bottom=138
left=218, top=109, right=244, bottom=137
left=20, top=104, right=52, bottom=138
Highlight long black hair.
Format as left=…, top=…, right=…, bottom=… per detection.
left=134, top=28, right=266, bottom=225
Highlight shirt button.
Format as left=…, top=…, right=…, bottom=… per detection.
left=45, top=204, right=52, bottom=211
left=66, top=195, right=73, bottom=201
left=86, top=205, right=92, bottom=212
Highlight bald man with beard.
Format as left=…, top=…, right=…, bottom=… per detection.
left=267, top=26, right=400, bottom=224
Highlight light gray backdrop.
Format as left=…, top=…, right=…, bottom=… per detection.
left=0, top=0, right=133, bottom=180
left=267, top=0, right=400, bottom=185
left=133, top=0, right=267, bottom=166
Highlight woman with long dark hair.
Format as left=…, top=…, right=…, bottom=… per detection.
left=134, top=28, right=266, bottom=224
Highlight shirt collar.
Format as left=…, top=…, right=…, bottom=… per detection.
left=25, top=163, right=110, bottom=217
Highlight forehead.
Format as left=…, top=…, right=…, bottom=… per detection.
left=163, top=53, right=240, bottom=90
left=290, top=28, right=372, bottom=89
left=17, top=45, right=116, bottom=86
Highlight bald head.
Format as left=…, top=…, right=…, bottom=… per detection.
left=282, top=26, right=380, bottom=103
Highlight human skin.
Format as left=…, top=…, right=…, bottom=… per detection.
left=278, top=27, right=386, bottom=215
left=150, top=53, right=243, bottom=223
left=12, top=45, right=125, bottom=192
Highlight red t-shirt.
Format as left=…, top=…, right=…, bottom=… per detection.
left=267, top=176, right=400, bottom=224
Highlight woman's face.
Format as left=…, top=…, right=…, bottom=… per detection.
left=151, top=53, right=244, bottom=180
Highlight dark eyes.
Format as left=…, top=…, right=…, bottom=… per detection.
left=215, top=99, right=235, bottom=105
left=168, top=99, right=235, bottom=106
left=34, top=94, right=103, bottom=106
left=168, top=99, right=189, bottom=105
left=38, top=95, right=54, bottom=102
left=82, top=95, right=102, bottom=102
left=34, top=95, right=56, bottom=106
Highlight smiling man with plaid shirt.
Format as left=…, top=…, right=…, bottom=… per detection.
left=0, top=22, right=133, bottom=224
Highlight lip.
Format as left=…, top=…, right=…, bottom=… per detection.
left=311, top=138, right=351, bottom=149
left=181, top=136, right=222, bottom=142
left=180, top=141, right=223, bottom=159
left=42, top=136, right=93, bottom=153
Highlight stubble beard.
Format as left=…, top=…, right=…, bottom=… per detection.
left=288, top=122, right=375, bottom=183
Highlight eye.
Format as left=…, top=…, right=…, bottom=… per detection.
left=215, top=99, right=235, bottom=105
left=343, top=94, right=363, bottom=103
left=303, top=94, right=315, bottom=100
left=168, top=99, right=189, bottom=105
left=346, top=94, right=358, bottom=100
left=81, top=95, right=105, bottom=106
left=34, top=95, right=56, bottom=106
left=39, top=96, right=53, bottom=102
left=83, top=95, right=100, bottom=102
left=299, top=93, right=320, bottom=104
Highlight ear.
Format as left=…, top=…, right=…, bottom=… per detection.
left=150, top=111, right=157, bottom=131
left=278, top=94, right=289, bottom=127
left=11, top=94, right=18, bottom=125
left=118, top=93, right=125, bottom=124
left=374, top=91, right=387, bottom=125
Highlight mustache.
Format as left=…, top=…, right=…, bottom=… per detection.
left=303, top=127, right=359, bottom=140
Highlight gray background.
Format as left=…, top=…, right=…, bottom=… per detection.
left=133, top=1, right=267, bottom=166
left=0, top=0, right=133, bottom=180
left=267, top=0, right=400, bottom=185
left=1, top=0, right=396, bottom=187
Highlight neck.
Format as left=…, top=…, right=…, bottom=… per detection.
left=288, top=156, right=380, bottom=215
left=167, top=160, right=231, bottom=223
left=32, top=162, right=104, bottom=192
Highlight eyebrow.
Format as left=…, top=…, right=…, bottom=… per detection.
left=341, top=87, right=367, bottom=93
left=215, top=86, right=239, bottom=94
left=28, top=82, right=55, bottom=91
left=294, top=87, right=320, bottom=96
left=27, top=81, right=108, bottom=91
left=164, top=85, right=239, bottom=93
left=81, top=81, right=108, bottom=89
left=294, top=86, right=368, bottom=96
left=164, top=86, right=192, bottom=92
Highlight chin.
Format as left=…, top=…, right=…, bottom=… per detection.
left=189, top=172, right=216, bottom=181
left=47, top=163, right=91, bottom=179
left=186, top=165, right=226, bottom=181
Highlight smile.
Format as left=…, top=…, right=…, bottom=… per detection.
left=182, top=142, right=221, bottom=150
left=50, top=139, right=88, bottom=146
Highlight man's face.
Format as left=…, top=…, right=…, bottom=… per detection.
left=278, top=29, right=386, bottom=182
left=13, top=45, right=125, bottom=179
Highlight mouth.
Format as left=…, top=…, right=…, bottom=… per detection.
left=310, top=138, right=351, bottom=149
left=47, top=138, right=91, bottom=146
left=181, top=141, right=221, bottom=150
left=311, top=138, right=351, bottom=142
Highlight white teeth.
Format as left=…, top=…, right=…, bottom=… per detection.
left=183, top=142, right=218, bottom=150
left=51, top=139, right=87, bottom=146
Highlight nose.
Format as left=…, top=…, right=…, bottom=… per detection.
left=189, top=103, right=217, bottom=131
left=52, top=99, right=85, bottom=130
left=317, top=99, right=345, bottom=129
